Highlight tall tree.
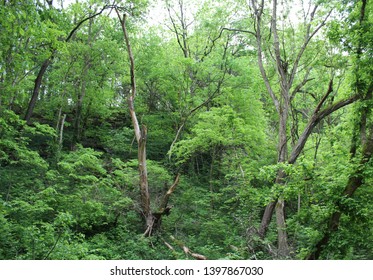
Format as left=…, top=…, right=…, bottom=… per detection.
left=248, top=0, right=360, bottom=257
left=115, top=6, right=180, bottom=236
left=0, top=0, right=54, bottom=111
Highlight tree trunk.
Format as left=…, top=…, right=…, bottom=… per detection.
left=138, top=124, right=152, bottom=225
left=263, top=104, right=291, bottom=256
left=257, top=83, right=359, bottom=241
left=307, top=120, right=372, bottom=259
left=116, top=10, right=181, bottom=236
left=258, top=201, right=276, bottom=238
left=275, top=198, right=290, bottom=257
left=72, top=69, right=88, bottom=146
left=59, top=114, right=66, bottom=146
left=24, top=58, right=51, bottom=124
left=115, top=10, right=151, bottom=232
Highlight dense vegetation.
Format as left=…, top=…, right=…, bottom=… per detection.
left=0, top=0, right=372, bottom=260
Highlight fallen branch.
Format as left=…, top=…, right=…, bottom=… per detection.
left=170, top=235, right=207, bottom=260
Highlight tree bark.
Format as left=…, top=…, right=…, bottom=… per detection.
left=274, top=108, right=290, bottom=257
left=116, top=10, right=152, bottom=231
left=59, top=114, right=66, bottom=146
left=275, top=198, right=290, bottom=257
left=24, top=58, right=52, bottom=124
left=252, top=0, right=291, bottom=255
left=258, top=201, right=276, bottom=238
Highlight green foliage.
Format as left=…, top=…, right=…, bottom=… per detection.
left=0, top=0, right=371, bottom=260
left=172, top=105, right=265, bottom=164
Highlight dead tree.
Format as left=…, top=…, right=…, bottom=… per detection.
left=115, top=9, right=180, bottom=236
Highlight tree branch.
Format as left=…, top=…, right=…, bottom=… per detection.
left=115, top=9, right=141, bottom=142
left=289, top=8, right=333, bottom=86
left=314, top=78, right=333, bottom=114
left=290, top=67, right=314, bottom=99
left=65, top=6, right=109, bottom=42
left=159, top=174, right=181, bottom=212
left=116, top=9, right=152, bottom=234
left=251, top=0, right=280, bottom=113
left=168, top=69, right=226, bottom=158
left=289, top=94, right=360, bottom=164
left=166, top=2, right=188, bottom=58
left=170, top=235, right=208, bottom=260
left=271, top=0, right=288, bottom=93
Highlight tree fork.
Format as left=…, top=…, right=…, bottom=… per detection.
left=250, top=0, right=360, bottom=257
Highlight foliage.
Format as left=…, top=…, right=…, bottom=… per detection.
left=0, top=0, right=371, bottom=260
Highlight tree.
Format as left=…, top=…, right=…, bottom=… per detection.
left=115, top=6, right=181, bottom=237
left=24, top=3, right=110, bottom=124
left=247, top=0, right=360, bottom=257
left=307, top=0, right=372, bottom=259
left=1, top=0, right=371, bottom=260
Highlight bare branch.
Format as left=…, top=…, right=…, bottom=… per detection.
left=310, top=5, right=318, bottom=22
left=66, top=6, right=108, bottom=42
left=170, top=236, right=208, bottom=260
left=251, top=0, right=280, bottom=112
left=271, top=0, right=288, bottom=94
left=221, top=27, right=256, bottom=37
left=202, top=27, right=256, bottom=61
left=289, top=8, right=333, bottom=86
left=314, top=78, right=333, bottom=115
left=159, top=174, right=181, bottom=211
left=115, top=9, right=140, bottom=142
left=291, top=67, right=313, bottom=101
left=116, top=9, right=152, bottom=233
left=289, top=94, right=360, bottom=164
left=166, top=0, right=189, bottom=58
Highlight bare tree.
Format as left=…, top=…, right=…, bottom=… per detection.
left=165, top=0, right=192, bottom=58
left=115, top=8, right=180, bottom=236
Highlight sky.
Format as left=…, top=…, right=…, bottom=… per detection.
left=56, top=0, right=170, bottom=26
